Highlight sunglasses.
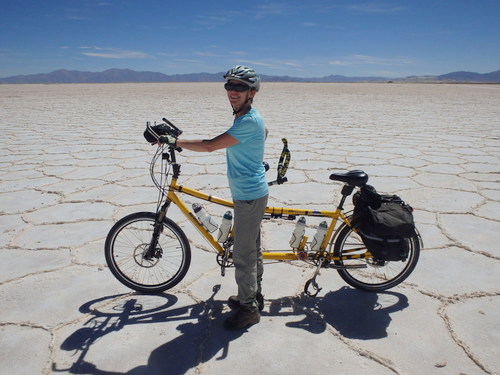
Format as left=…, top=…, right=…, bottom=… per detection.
left=224, top=82, right=250, bottom=92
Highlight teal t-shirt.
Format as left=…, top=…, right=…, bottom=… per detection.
left=226, top=108, right=269, bottom=200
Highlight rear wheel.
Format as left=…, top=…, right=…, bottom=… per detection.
left=105, top=212, right=191, bottom=293
left=333, top=223, right=420, bottom=291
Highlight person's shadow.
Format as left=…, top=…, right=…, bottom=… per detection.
left=282, top=286, right=409, bottom=339
left=53, top=285, right=408, bottom=374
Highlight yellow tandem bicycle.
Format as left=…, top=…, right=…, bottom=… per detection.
left=105, top=118, right=421, bottom=297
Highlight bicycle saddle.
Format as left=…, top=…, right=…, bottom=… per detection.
left=329, top=170, right=368, bottom=186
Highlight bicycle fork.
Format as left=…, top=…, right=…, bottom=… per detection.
left=145, top=202, right=171, bottom=260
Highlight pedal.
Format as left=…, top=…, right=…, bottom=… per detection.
left=221, top=264, right=226, bottom=277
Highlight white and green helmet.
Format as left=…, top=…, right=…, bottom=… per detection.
left=223, top=65, right=261, bottom=91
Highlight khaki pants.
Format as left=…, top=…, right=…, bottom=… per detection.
left=233, top=195, right=268, bottom=312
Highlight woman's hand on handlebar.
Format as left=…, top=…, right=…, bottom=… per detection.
left=158, top=135, right=177, bottom=146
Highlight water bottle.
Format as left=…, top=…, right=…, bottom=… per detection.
left=311, top=221, right=328, bottom=251
left=192, top=203, right=218, bottom=233
left=289, top=216, right=306, bottom=249
left=217, top=211, right=233, bottom=242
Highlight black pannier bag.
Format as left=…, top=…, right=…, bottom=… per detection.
left=352, top=185, right=415, bottom=261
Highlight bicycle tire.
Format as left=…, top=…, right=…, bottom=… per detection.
left=105, top=212, right=191, bottom=293
left=333, top=222, right=420, bottom=292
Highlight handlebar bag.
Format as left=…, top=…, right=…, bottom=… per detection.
left=144, top=124, right=171, bottom=144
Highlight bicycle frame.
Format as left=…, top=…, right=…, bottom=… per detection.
left=156, top=144, right=362, bottom=264
left=167, top=179, right=349, bottom=259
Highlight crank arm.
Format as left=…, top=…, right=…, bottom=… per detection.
left=304, top=257, right=325, bottom=297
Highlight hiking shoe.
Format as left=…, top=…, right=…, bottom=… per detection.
left=228, top=293, right=264, bottom=311
left=224, top=308, right=260, bottom=330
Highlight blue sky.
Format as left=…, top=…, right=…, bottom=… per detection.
left=1, top=0, right=499, bottom=78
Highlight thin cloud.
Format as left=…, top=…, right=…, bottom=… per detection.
left=330, top=60, right=350, bottom=66
left=230, top=51, right=249, bottom=56
left=255, top=2, right=295, bottom=18
left=80, top=47, right=151, bottom=59
left=195, top=15, right=227, bottom=28
left=194, top=12, right=240, bottom=28
left=329, top=54, right=414, bottom=66
left=231, top=59, right=303, bottom=72
left=80, top=46, right=118, bottom=51
left=346, top=3, right=407, bottom=14
left=82, top=51, right=150, bottom=59
left=284, top=61, right=302, bottom=67
left=194, top=51, right=220, bottom=57
left=173, top=58, right=203, bottom=65
left=233, top=59, right=277, bottom=68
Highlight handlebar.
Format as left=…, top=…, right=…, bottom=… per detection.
left=145, top=117, right=290, bottom=185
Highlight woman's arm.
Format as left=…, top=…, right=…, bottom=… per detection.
left=177, top=132, right=239, bottom=152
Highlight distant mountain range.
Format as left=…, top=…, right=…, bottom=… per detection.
left=1, top=68, right=499, bottom=84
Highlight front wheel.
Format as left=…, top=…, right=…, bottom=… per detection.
left=333, top=223, right=420, bottom=292
left=105, top=212, right=191, bottom=293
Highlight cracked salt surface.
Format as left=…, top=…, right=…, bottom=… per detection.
left=0, top=82, right=499, bottom=375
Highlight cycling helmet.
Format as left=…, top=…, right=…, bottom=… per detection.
left=223, top=65, right=261, bottom=92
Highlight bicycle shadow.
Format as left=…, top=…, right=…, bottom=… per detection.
left=53, top=285, right=244, bottom=375
left=53, top=285, right=408, bottom=374
left=274, top=286, right=409, bottom=340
